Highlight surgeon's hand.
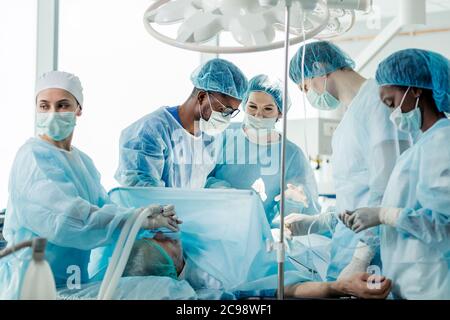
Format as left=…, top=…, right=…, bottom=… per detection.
left=284, top=213, right=329, bottom=239
left=336, top=272, right=392, bottom=299
left=275, top=184, right=309, bottom=208
left=140, top=205, right=182, bottom=232
left=339, top=208, right=382, bottom=233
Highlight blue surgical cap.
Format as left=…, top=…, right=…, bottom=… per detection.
left=191, top=58, right=248, bottom=100
left=242, top=74, right=291, bottom=112
left=289, top=41, right=356, bottom=84
left=376, top=48, right=450, bottom=113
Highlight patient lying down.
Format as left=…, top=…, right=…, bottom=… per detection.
left=124, top=232, right=391, bottom=299
left=124, top=232, right=184, bottom=280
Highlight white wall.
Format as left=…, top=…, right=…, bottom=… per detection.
left=58, top=0, right=201, bottom=192
left=335, top=10, right=450, bottom=78
left=223, top=44, right=320, bottom=123
left=0, top=1, right=37, bottom=209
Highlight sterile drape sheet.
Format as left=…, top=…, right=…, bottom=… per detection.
left=88, top=187, right=311, bottom=294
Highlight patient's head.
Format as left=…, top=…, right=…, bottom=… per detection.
left=123, top=232, right=184, bottom=279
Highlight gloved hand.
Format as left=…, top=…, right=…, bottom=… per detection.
left=275, top=184, right=309, bottom=208
left=337, top=241, right=376, bottom=280
left=339, top=207, right=402, bottom=233
left=140, top=205, right=182, bottom=232
left=284, top=213, right=331, bottom=240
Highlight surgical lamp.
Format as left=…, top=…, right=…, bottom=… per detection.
left=0, top=238, right=57, bottom=300
left=143, top=0, right=372, bottom=299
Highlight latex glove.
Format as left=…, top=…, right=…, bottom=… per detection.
left=275, top=184, right=309, bottom=208
left=339, top=207, right=402, bottom=233
left=252, top=178, right=267, bottom=202
left=284, top=213, right=330, bottom=240
left=140, top=205, right=182, bottom=232
left=339, top=208, right=381, bottom=232
left=338, top=241, right=376, bottom=280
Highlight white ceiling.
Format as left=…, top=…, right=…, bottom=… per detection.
left=371, top=0, right=450, bottom=17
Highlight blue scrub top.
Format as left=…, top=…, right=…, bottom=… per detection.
left=166, top=106, right=182, bottom=125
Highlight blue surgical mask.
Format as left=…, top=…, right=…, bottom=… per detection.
left=142, top=239, right=178, bottom=279
left=244, top=113, right=277, bottom=130
left=389, top=87, right=422, bottom=134
left=35, top=111, right=77, bottom=141
left=306, top=78, right=341, bottom=111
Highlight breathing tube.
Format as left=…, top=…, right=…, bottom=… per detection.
left=98, top=205, right=166, bottom=300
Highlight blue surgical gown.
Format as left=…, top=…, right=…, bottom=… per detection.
left=115, top=107, right=220, bottom=189
left=205, top=123, right=320, bottom=224
left=0, top=138, right=133, bottom=299
left=327, top=79, right=409, bottom=281
left=381, top=118, right=450, bottom=300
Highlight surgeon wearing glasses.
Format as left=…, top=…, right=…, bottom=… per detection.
left=115, top=58, right=248, bottom=189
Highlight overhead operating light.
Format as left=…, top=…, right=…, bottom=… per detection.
left=144, top=0, right=372, bottom=53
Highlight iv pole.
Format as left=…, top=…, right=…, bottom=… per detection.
left=277, top=0, right=293, bottom=300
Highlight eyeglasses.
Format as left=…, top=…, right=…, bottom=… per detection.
left=209, top=93, right=241, bottom=118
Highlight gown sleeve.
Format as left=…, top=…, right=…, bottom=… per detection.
left=115, top=123, right=167, bottom=187
left=274, top=145, right=321, bottom=216
left=11, top=147, right=134, bottom=251
left=394, top=136, right=450, bottom=252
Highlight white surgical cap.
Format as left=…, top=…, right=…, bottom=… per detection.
left=35, top=71, right=84, bottom=106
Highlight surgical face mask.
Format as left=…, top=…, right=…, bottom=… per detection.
left=244, top=113, right=277, bottom=130
left=389, top=87, right=422, bottom=134
left=199, top=94, right=232, bottom=136
left=35, top=110, right=77, bottom=141
left=306, top=77, right=341, bottom=111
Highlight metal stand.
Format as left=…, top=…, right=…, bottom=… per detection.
left=277, top=0, right=293, bottom=300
